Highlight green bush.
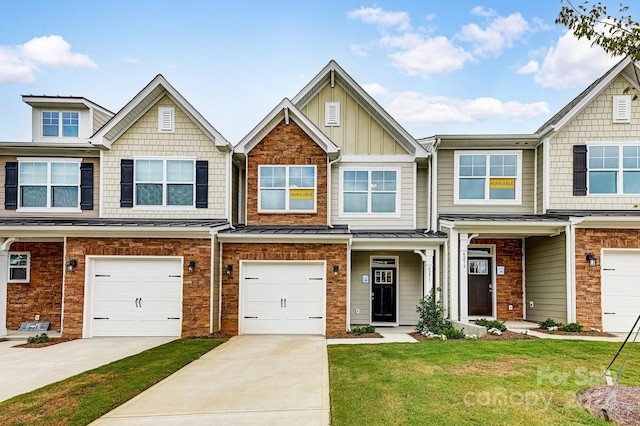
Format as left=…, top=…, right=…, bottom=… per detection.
left=539, top=318, right=561, bottom=329
left=416, top=294, right=463, bottom=339
left=562, top=322, right=584, bottom=332
left=27, top=333, right=49, bottom=344
left=474, top=318, right=507, bottom=332
left=351, top=325, right=376, bottom=335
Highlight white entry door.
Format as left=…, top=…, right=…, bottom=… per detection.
left=90, top=258, right=183, bottom=337
left=601, top=250, right=640, bottom=332
left=241, top=262, right=325, bottom=335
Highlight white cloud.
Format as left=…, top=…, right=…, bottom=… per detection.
left=517, top=60, right=540, bottom=74
left=125, top=57, right=143, bottom=65
left=531, top=30, right=619, bottom=89
left=382, top=34, right=473, bottom=77
left=370, top=86, right=549, bottom=125
left=0, top=35, right=97, bottom=84
left=458, top=13, right=529, bottom=57
left=347, top=7, right=411, bottom=31
left=471, top=6, right=497, bottom=18
left=362, top=82, right=389, bottom=97
left=350, top=43, right=372, bottom=57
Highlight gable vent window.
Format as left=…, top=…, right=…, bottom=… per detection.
left=158, top=107, right=175, bottom=132
left=613, top=95, right=631, bottom=123
left=325, top=102, right=340, bottom=127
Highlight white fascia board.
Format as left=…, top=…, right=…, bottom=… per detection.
left=573, top=216, right=640, bottom=228
left=216, top=233, right=351, bottom=244
left=448, top=222, right=568, bottom=236
left=350, top=239, right=446, bottom=251
left=0, top=226, right=217, bottom=239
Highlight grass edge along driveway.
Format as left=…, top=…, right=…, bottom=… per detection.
left=328, top=339, right=640, bottom=426
left=0, top=337, right=225, bottom=426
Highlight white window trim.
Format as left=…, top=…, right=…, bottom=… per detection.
left=339, top=167, right=402, bottom=218
left=158, top=107, right=175, bottom=133
left=453, top=150, right=522, bottom=205
left=41, top=111, right=80, bottom=138
left=613, top=95, right=631, bottom=123
left=586, top=142, right=640, bottom=195
left=133, top=157, right=196, bottom=209
left=16, top=157, right=82, bottom=213
left=8, top=252, right=30, bottom=283
left=325, top=102, right=340, bottom=127
left=257, top=165, right=317, bottom=213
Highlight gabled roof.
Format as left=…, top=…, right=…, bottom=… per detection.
left=291, top=60, right=428, bottom=158
left=234, top=98, right=340, bottom=158
left=22, top=95, right=114, bottom=117
left=535, top=57, right=634, bottom=135
left=91, top=74, right=230, bottom=150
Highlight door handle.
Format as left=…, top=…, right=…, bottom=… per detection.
left=139, top=298, right=142, bottom=308
left=135, top=297, right=139, bottom=307
left=284, top=298, right=287, bottom=308
left=281, top=298, right=283, bottom=308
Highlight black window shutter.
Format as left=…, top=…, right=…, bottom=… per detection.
left=573, top=145, right=588, bottom=196
left=80, top=163, right=94, bottom=210
left=195, top=160, right=208, bottom=208
left=5, top=162, right=18, bottom=210
left=120, top=159, right=134, bottom=207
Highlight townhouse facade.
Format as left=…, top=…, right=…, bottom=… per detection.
left=1, top=58, right=639, bottom=338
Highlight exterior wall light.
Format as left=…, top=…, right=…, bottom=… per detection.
left=226, top=264, right=233, bottom=277
left=67, top=259, right=77, bottom=272
left=586, top=253, right=597, bottom=267
left=333, top=265, right=339, bottom=276
left=188, top=260, right=196, bottom=273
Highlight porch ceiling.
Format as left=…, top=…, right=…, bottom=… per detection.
left=439, top=214, right=569, bottom=238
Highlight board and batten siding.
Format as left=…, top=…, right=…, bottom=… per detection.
left=301, top=83, right=408, bottom=155
left=0, top=156, right=100, bottom=218
left=350, top=251, right=424, bottom=325
left=416, top=166, right=429, bottom=229
left=524, top=234, right=567, bottom=324
left=331, top=161, right=415, bottom=229
left=101, top=96, right=227, bottom=219
left=436, top=149, right=535, bottom=214
left=548, top=75, right=640, bottom=210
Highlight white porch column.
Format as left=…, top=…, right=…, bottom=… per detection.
left=449, top=229, right=459, bottom=321
left=459, top=233, right=471, bottom=323
left=424, top=249, right=434, bottom=297
left=0, top=244, right=10, bottom=337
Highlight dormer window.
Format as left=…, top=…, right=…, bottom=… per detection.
left=42, top=111, right=79, bottom=137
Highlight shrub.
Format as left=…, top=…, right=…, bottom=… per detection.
left=416, top=294, right=463, bottom=339
left=27, top=333, right=49, bottom=344
left=351, top=325, right=376, bottom=335
left=563, top=322, right=584, bottom=332
left=539, top=318, right=561, bottom=330
left=475, top=318, right=507, bottom=332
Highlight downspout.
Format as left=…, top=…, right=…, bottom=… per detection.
left=0, top=238, right=16, bottom=337
left=346, top=236, right=352, bottom=331
left=327, top=151, right=342, bottom=227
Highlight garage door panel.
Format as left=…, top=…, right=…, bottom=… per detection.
left=602, top=251, right=640, bottom=332
left=91, top=258, right=183, bottom=337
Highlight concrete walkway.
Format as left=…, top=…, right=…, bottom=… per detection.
left=92, top=335, right=330, bottom=426
left=0, top=337, right=174, bottom=402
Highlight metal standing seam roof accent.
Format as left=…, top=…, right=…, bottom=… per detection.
left=219, top=225, right=350, bottom=235
left=0, top=218, right=229, bottom=228
left=439, top=214, right=570, bottom=223
left=351, top=229, right=448, bottom=239
left=546, top=210, right=640, bottom=217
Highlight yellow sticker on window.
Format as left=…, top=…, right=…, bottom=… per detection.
left=490, top=178, right=515, bottom=189
left=290, top=189, right=315, bottom=200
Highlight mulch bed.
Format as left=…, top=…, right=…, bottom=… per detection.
left=326, top=332, right=383, bottom=339
left=13, top=337, right=76, bottom=348
left=535, top=328, right=617, bottom=337
left=579, top=385, right=640, bottom=426
left=409, top=330, right=537, bottom=341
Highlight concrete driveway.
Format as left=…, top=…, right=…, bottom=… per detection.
left=0, top=337, right=174, bottom=402
left=92, top=335, right=330, bottom=425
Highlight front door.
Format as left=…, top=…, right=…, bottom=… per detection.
left=372, top=267, right=396, bottom=322
left=468, top=258, right=492, bottom=316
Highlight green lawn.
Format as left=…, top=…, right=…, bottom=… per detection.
left=0, top=337, right=225, bottom=426
left=328, top=339, right=640, bottom=426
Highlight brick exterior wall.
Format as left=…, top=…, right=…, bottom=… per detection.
left=220, top=242, right=348, bottom=335
left=246, top=120, right=328, bottom=226
left=63, top=237, right=212, bottom=338
left=471, top=239, right=523, bottom=320
left=6, top=242, right=63, bottom=330
left=573, top=228, right=640, bottom=330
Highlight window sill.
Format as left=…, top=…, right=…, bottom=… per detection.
left=258, top=210, right=318, bottom=214
left=133, top=206, right=197, bottom=211
left=17, top=208, right=82, bottom=213
left=453, top=200, right=521, bottom=206
left=339, top=213, right=401, bottom=218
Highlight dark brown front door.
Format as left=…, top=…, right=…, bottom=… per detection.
left=372, top=267, right=396, bottom=322
left=468, top=258, right=492, bottom=316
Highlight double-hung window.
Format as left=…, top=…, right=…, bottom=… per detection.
left=342, top=169, right=399, bottom=214
left=8, top=252, right=29, bottom=283
left=18, top=160, right=81, bottom=210
left=42, top=111, right=79, bottom=137
left=588, top=144, right=640, bottom=194
left=454, top=151, right=521, bottom=204
left=259, top=165, right=316, bottom=212
left=135, top=159, right=195, bottom=206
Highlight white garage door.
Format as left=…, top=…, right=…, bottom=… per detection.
left=241, top=262, right=325, bottom=335
left=602, top=251, right=640, bottom=332
left=90, top=258, right=182, bottom=337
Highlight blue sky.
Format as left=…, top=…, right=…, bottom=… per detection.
left=0, top=1, right=632, bottom=143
